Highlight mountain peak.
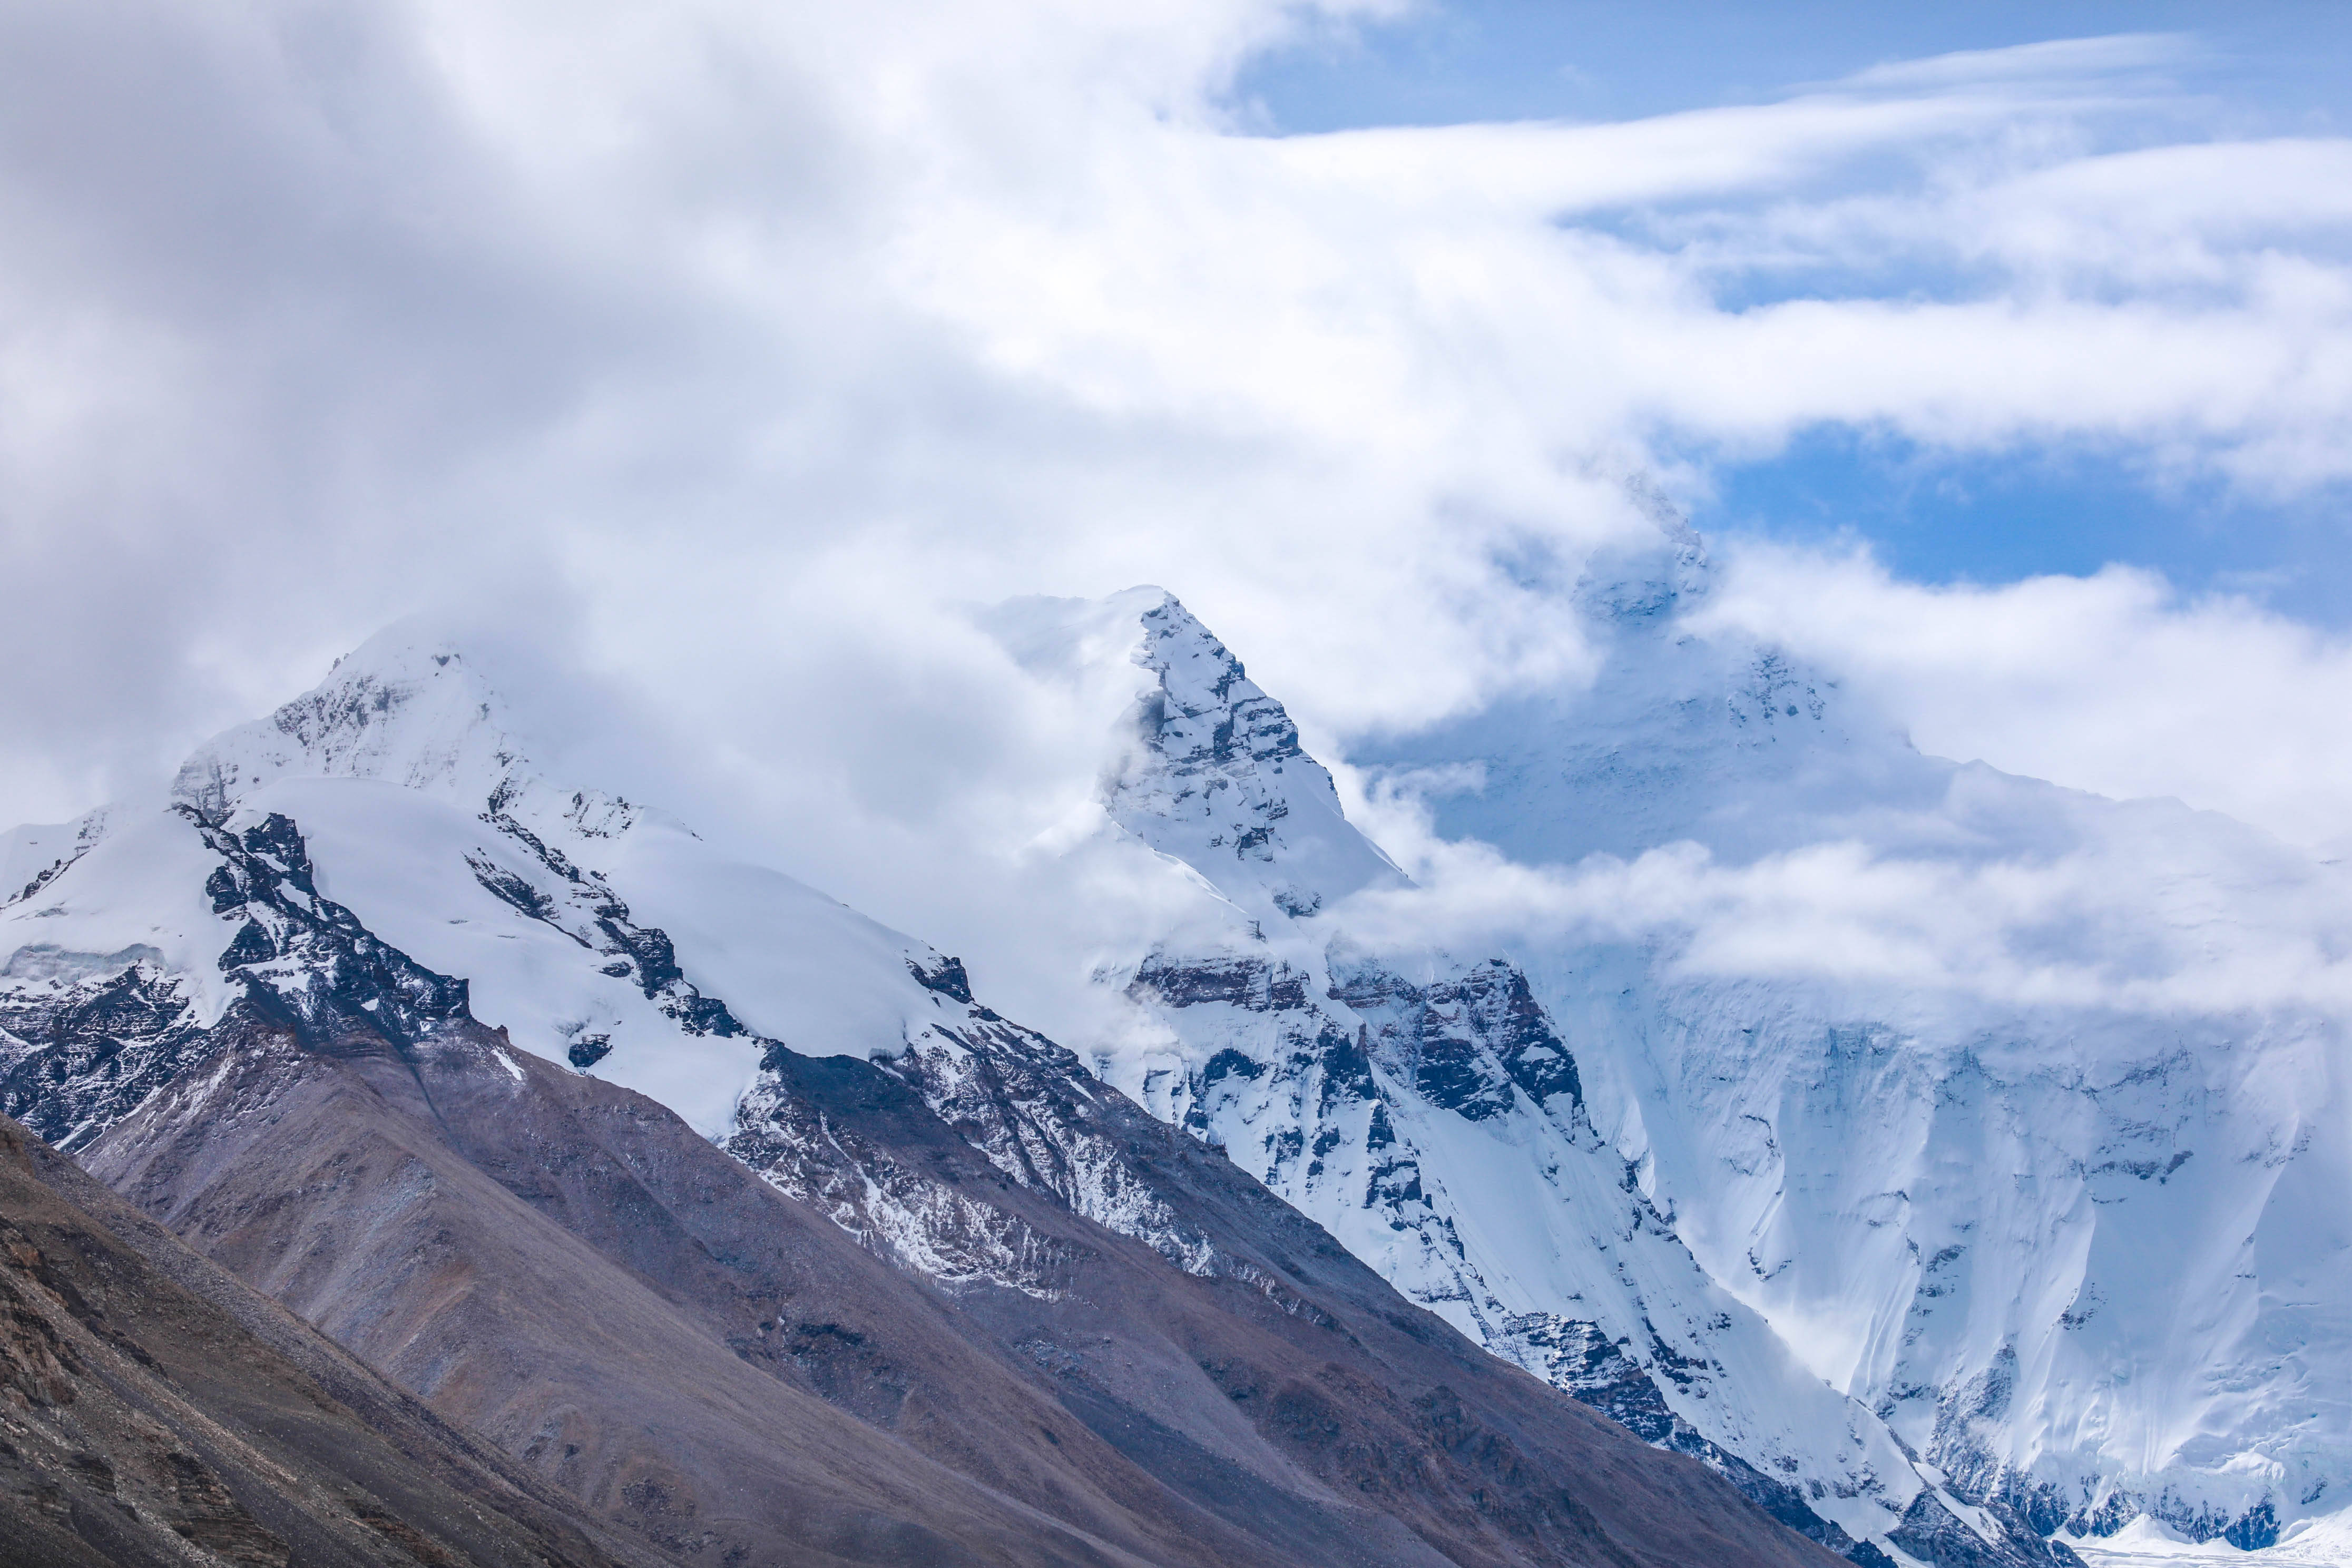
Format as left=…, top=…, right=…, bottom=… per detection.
left=1106, top=591, right=1404, bottom=921
left=974, top=587, right=1406, bottom=923
left=1125, top=593, right=1300, bottom=772
left=169, top=622, right=643, bottom=846
left=173, top=623, right=511, bottom=818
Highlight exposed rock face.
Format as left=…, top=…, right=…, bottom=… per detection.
left=200, top=809, right=476, bottom=1049
left=0, top=949, right=207, bottom=1152
left=0, top=1115, right=663, bottom=1568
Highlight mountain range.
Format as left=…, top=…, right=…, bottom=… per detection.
left=3, top=522, right=2345, bottom=1566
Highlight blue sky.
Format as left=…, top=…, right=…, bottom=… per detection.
left=1241, top=3, right=2352, bottom=621
left=1243, top=4, right=2352, bottom=132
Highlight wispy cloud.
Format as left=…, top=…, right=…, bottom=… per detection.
left=1340, top=752, right=2352, bottom=1024
left=1696, top=543, right=2352, bottom=849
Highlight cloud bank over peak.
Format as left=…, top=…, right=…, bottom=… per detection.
left=1, top=1, right=2348, bottom=879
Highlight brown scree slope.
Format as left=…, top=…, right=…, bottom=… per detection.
left=54, top=986, right=1845, bottom=1568
left=0, top=1112, right=672, bottom=1568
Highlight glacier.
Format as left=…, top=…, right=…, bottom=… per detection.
left=1355, top=534, right=2352, bottom=1550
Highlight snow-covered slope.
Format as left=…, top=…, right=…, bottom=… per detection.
left=2067, top=1510, right=2352, bottom=1568
left=3, top=803, right=121, bottom=909
left=995, top=569, right=2352, bottom=1565
left=1359, top=537, right=2352, bottom=1553
left=1, top=627, right=1018, bottom=1142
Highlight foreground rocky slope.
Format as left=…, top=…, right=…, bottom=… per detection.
left=0, top=1114, right=667, bottom=1568
left=1, top=632, right=1843, bottom=1567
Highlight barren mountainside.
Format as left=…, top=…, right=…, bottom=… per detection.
left=0, top=1113, right=668, bottom=1568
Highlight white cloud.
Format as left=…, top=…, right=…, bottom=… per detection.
left=1696, top=544, right=2352, bottom=850
left=1335, top=748, right=2352, bottom=1026
left=1, top=0, right=2347, bottom=948
left=1833, top=32, right=2197, bottom=93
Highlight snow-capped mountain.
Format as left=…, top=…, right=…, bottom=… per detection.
left=0, top=630, right=1257, bottom=1285
left=0, top=623, right=1847, bottom=1568
left=1363, top=540, right=2352, bottom=1552
left=9, top=564, right=2345, bottom=1567
left=2, top=631, right=1017, bottom=1141
left=986, top=552, right=2352, bottom=1565
left=989, top=587, right=2020, bottom=1566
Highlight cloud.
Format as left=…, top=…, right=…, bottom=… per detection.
left=1337, top=756, right=2352, bottom=1026
left=1832, top=32, right=2196, bottom=93
left=1, top=0, right=2348, bottom=962
left=1694, top=543, right=2352, bottom=850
